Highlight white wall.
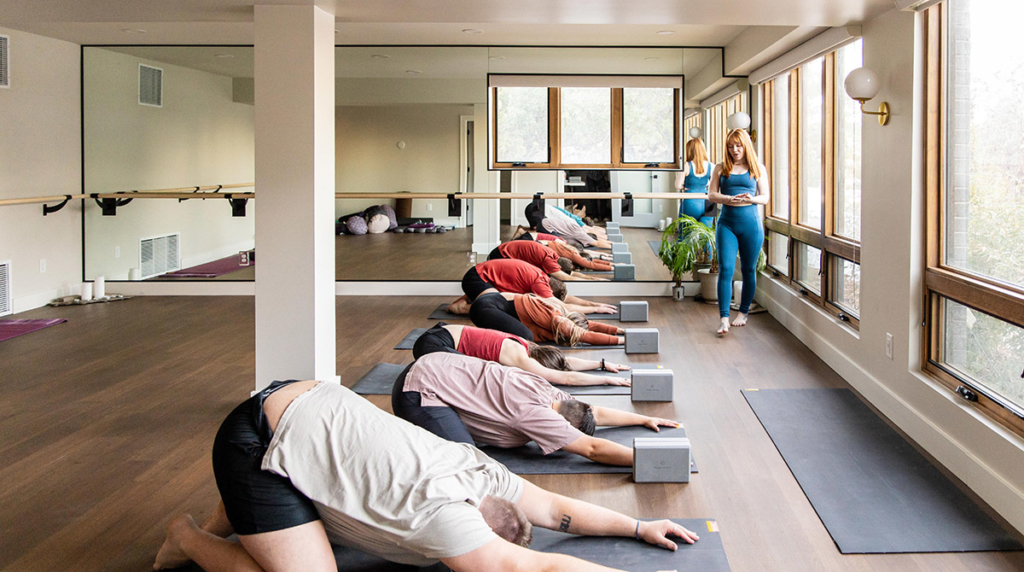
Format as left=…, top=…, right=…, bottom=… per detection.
left=0, top=28, right=82, bottom=312
left=756, top=9, right=1024, bottom=533
left=335, top=104, right=472, bottom=226
left=83, top=48, right=255, bottom=280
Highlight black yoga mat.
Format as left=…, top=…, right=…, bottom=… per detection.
left=326, top=518, right=728, bottom=572
left=428, top=303, right=471, bottom=321
left=480, top=426, right=697, bottom=475
left=350, top=363, right=408, bottom=395
left=743, top=388, right=1024, bottom=554
left=396, top=328, right=624, bottom=351
left=351, top=363, right=631, bottom=396
left=648, top=240, right=664, bottom=257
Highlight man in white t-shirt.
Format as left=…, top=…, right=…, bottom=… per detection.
left=154, top=380, right=698, bottom=572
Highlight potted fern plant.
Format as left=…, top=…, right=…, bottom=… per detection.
left=659, top=215, right=717, bottom=301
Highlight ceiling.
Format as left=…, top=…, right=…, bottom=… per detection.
left=0, top=0, right=895, bottom=46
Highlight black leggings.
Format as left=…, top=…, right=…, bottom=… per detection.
left=469, top=293, right=535, bottom=341
left=487, top=246, right=505, bottom=261
left=390, top=363, right=475, bottom=445
left=412, top=322, right=460, bottom=360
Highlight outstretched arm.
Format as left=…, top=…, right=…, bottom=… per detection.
left=516, top=481, right=699, bottom=550
left=560, top=435, right=634, bottom=466
left=591, top=405, right=681, bottom=431
left=443, top=537, right=623, bottom=572
left=564, top=356, right=630, bottom=373
left=504, top=347, right=628, bottom=387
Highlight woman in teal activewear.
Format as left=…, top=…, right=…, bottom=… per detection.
left=674, top=137, right=715, bottom=228
left=708, top=129, right=770, bottom=336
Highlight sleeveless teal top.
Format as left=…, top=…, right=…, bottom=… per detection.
left=719, top=170, right=758, bottom=218
left=682, top=161, right=712, bottom=192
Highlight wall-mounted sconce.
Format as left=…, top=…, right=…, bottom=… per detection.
left=688, top=126, right=702, bottom=139
left=726, top=111, right=757, bottom=142
left=844, top=67, right=890, bottom=126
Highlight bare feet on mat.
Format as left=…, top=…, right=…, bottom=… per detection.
left=154, top=514, right=198, bottom=570
left=731, top=312, right=748, bottom=327
left=717, top=317, right=730, bottom=337
left=447, top=296, right=470, bottom=315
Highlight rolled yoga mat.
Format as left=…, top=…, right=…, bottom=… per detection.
left=742, top=388, right=1024, bottom=554
left=395, top=328, right=624, bottom=351
left=351, top=362, right=632, bottom=396
left=480, top=426, right=697, bottom=475
left=327, top=518, right=729, bottom=572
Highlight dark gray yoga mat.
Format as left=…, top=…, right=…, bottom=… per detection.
left=743, top=388, right=1024, bottom=554
left=327, top=518, right=728, bottom=572
left=480, top=426, right=697, bottom=475
left=648, top=240, right=663, bottom=256
left=427, top=303, right=471, bottom=321
left=351, top=362, right=631, bottom=396
left=351, top=363, right=408, bottom=395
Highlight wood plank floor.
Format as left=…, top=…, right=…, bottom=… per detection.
left=1, top=296, right=1021, bottom=571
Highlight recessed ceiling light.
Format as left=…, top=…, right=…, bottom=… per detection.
left=489, top=56, right=505, bottom=61
left=370, top=54, right=391, bottom=59
left=121, top=28, right=147, bottom=34
left=644, top=57, right=660, bottom=61
left=405, top=69, right=422, bottom=75
left=215, top=54, right=235, bottom=59
left=656, top=30, right=675, bottom=35
left=462, top=28, right=483, bottom=34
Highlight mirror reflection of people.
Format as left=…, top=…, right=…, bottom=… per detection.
left=707, top=129, right=770, bottom=336
left=674, top=138, right=716, bottom=229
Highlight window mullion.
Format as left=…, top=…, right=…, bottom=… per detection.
left=611, top=88, right=623, bottom=168
left=548, top=88, right=560, bottom=168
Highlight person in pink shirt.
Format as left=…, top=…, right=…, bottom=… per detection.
left=393, top=352, right=680, bottom=466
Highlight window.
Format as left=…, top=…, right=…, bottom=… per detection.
left=760, top=43, right=862, bottom=327
left=495, top=87, right=550, bottom=164
left=489, top=76, right=681, bottom=169
left=561, top=87, right=611, bottom=164
left=924, top=1, right=1024, bottom=433
left=703, top=92, right=747, bottom=164
left=623, top=88, right=676, bottom=164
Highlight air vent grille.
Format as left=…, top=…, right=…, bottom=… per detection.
left=0, top=261, right=11, bottom=316
left=0, top=35, right=10, bottom=88
left=139, top=64, right=162, bottom=107
left=140, top=234, right=180, bottom=278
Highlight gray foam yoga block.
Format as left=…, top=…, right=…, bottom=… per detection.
left=611, top=242, right=629, bottom=254
left=633, top=437, right=691, bottom=483
left=625, top=328, right=658, bottom=353
left=613, top=251, right=632, bottom=264
left=608, top=233, right=624, bottom=243
left=614, top=264, right=635, bottom=281
left=606, top=222, right=620, bottom=229
left=619, top=301, right=648, bottom=322
left=631, top=369, right=673, bottom=402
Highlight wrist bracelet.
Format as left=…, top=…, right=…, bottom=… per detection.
left=601, top=358, right=606, bottom=371
left=635, top=519, right=641, bottom=540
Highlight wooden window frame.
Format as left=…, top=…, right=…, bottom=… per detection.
left=760, top=50, right=863, bottom=327
left=922, top=3, right=1024, bottom=435
left=490, top=84, right=681, bottom=170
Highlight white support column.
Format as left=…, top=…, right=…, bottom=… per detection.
left=254, top=5, right=336, bottom=390
left=471, top=102, right=500, bottom=254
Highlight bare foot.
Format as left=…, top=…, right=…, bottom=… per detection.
left=447, top=296, right=470, bottom=315
left=731, top=313, right=749, bottom=327
left=154, top=514, right=198, bottom=570
left=717, top=317, right=730, bottom=337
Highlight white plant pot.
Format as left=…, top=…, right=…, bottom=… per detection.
left=697, top=268, right=719, bottom=302
left=672, top=285, right=686, bottom=301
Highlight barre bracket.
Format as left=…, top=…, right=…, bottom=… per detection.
left=179, top=186, right=204, bottom=203
left=227, top=194, right=248, bottom=217
left=621, top=192, right=634, bottom=217
left=42, top=195, right=72, bottom=216
left=447, top=193, right=462, bottom=217
left=93, top=193, right=133, bottom=216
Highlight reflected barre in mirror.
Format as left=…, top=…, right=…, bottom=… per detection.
left=80, top=44, right=723, bottom=283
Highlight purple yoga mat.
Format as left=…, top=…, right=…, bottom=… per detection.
left=163, top=253, right=253, bottom=278
left=0, top=318, right=67, bottom=342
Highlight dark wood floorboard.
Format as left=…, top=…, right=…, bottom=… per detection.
left=0, top=296, right=1021, bottom=571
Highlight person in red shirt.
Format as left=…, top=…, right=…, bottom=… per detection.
left=487, top=240, right=608, bottom=282
left=448, top=259, right=617, bottom=315
left=412, top=322, right=631, bottom=387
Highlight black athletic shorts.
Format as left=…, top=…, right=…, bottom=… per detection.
left=461, top=266, right=496, bottom=303
left=412, top=322, right=461, bottom=360
left=211, top=380, right=320, bottom=536
left=487, top=246, right=505, bottom=261
left=391, top=363, right=476, bottom=445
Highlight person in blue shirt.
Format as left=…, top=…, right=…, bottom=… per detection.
left=674, top=138, right=716, bottom=228
left=708, top=129, right=770, bottom=336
